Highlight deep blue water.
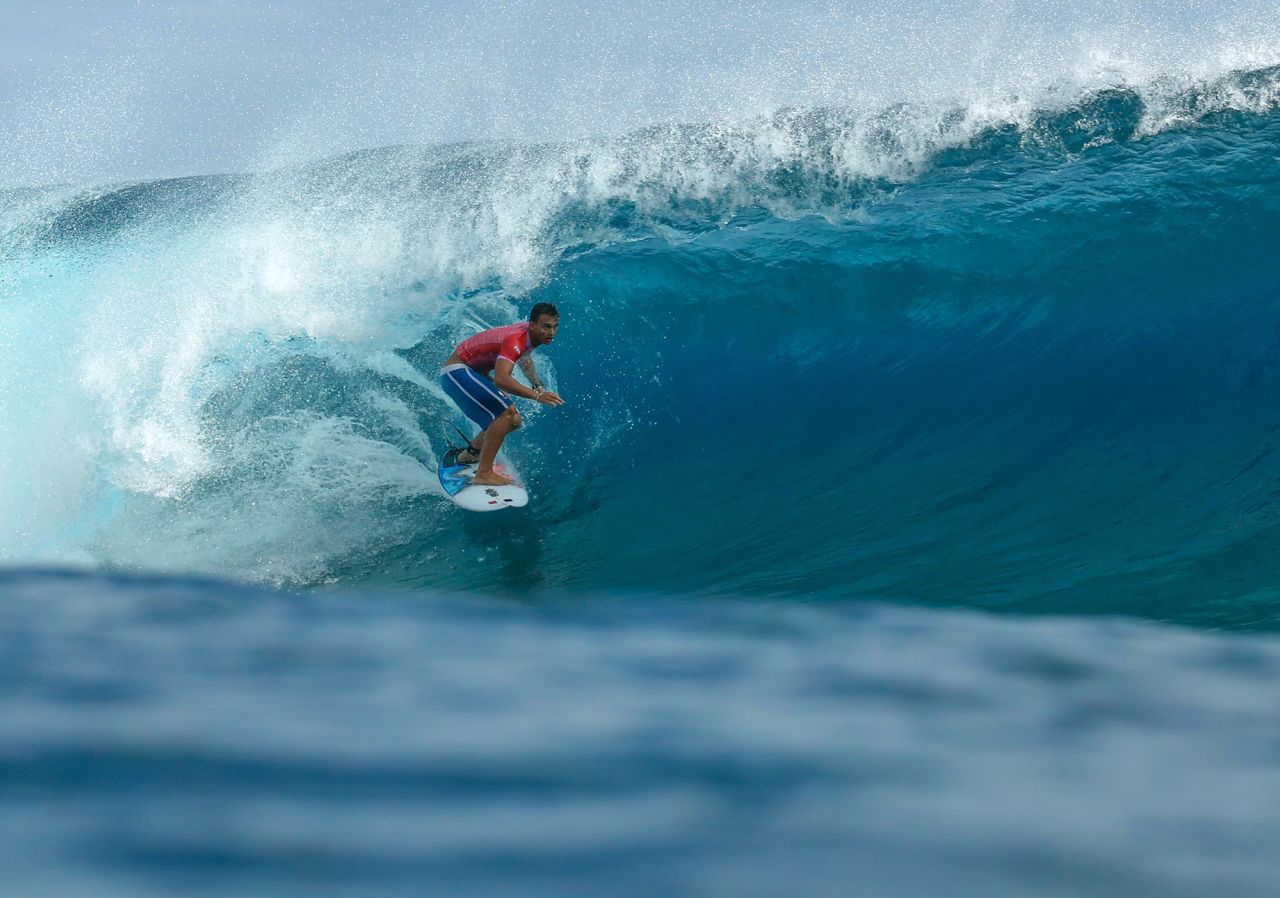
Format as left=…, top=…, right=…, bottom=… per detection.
left=4, top=63, right=1280, bottom=896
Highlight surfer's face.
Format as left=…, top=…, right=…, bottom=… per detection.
left=531, top=314, right=559, bottom=346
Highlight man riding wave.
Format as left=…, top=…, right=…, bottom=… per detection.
left=440, top=303, right=565, bottom=486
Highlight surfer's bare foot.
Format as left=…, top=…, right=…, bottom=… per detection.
left=473, top=470, right=514, bottom=486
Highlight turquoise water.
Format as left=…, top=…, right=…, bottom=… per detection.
left=3, top=62, right=1280, bottom=896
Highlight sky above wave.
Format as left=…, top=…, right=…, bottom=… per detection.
left=1, top=0, right=1277, bottom=186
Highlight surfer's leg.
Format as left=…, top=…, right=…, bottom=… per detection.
left=458, top=433, right=484, bottom=463
left=441, top=367, right=512, bottom=470
left=473, top=406, right=521, bottom=485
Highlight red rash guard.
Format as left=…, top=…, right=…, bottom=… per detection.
left=455, top=323, right=533, bottom=375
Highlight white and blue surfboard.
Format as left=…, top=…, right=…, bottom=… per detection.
left=438, top=453, right=529, bottom=512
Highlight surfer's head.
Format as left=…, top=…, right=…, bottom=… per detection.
left=529, top=303, right=560, bottom=346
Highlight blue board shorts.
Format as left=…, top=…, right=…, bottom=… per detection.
left=441, top=364, right=513, bottom=430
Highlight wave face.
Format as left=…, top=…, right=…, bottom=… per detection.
left=3, top=67, right=1280, bottom=627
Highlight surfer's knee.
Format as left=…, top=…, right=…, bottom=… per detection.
left=506, top=406, right=523, bottom=429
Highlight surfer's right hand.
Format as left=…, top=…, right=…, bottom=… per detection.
left=538, top=391, right=565, bottom=407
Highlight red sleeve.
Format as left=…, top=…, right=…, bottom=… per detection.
left=496, top=331, right=528, bottom=365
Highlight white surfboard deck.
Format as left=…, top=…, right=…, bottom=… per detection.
left=438, top=457, right=529, bottom=512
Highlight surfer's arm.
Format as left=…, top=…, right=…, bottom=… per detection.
left=494, top=359, right=545, bottom=400
left=495, top=359, right=565, bottom=406
left=516, top=354, right=544, bottom=390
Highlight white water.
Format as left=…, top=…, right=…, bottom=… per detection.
left=2, top=0, right=1279, bottom=184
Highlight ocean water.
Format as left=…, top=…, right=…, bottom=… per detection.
left=5, top=569, right=1280, bottom=898
left=4, top=27, right=1280, bottom=897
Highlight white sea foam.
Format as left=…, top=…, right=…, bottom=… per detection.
left=3, top=0, right=1279, bottom=186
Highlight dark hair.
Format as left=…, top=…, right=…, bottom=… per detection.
left=529, top=302, right=559, bottom=322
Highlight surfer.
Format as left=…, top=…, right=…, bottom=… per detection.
left=440, top=303, right=565, bottom=486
